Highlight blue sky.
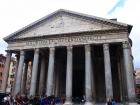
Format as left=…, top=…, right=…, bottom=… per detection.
left=0, top=0, right=139, bottom=68
left=108, top=0, right=127, bottom=14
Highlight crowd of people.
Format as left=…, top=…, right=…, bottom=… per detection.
left=2, top=95, right=66, bottom=105
left=107, top=99, right=116, bottom=105
left=2, top=94, right=116, bottom=105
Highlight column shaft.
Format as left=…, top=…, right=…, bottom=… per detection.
left=46, top=47, right=55, bottom=96
left=123, top=42, right=136, bottom=102
left=15, top=51, right=25, bottom=95
left=1, top=52, right=12, bottom=92
left=103, top=44, right=113, bottom=101
left=21, top=62, right=28, bottom=94
left=39, top=56, right=46, bottom=95
left=65, top=46, right=73, bottom=104
left=85, top=45, right=93, bottom=103
left=30, top=49, right=40, bottom=96
left=55, top=68, right=59, bottom=96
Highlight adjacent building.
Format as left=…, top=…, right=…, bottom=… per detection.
left=6, top=57, right=16, bottom=93
left=135, top=69, right=140, bottom=102
left=2, top=9, right=137, bottom=105
left=0, top=54, right=16, bottom=93
left=0, top=54, right=6, bottom=90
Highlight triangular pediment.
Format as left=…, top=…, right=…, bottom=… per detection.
left=4, top=9, right=132, bottom=41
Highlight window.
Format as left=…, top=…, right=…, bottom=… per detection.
left=0, top=72, right=2, bottom=77
left=10, top=74, right=14, bottom=78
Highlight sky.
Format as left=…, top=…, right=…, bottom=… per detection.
left=0, top=0, right=139, bottom=68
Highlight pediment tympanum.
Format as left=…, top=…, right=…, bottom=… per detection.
left=4, top=9, right=131, bottom=41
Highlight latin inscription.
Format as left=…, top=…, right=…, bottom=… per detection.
left=26, top=35, right=105, bottom=47
left=7, top=33, right=127, bottom=50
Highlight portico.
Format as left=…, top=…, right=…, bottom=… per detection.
left=2, top=9, right=136, bottom=105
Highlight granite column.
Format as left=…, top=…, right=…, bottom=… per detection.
left=85, top=45, right=93, bottom=105
left=39, top=56, right=46, bottom=95
left=103, top=44, right=113, bottom=102
left=30, top=48, right=40, bottom=96
left=15, top=50, right=25, bottom=95
left=46, top=47, right=55, bottom=96
left=64, top=46, right=73, bottom=105
left=123, top=42, right=136, bottom=104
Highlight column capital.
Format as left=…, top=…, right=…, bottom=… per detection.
left=20, top=50, right=25, bottom=56
left=103, top=43, right=109, bottom=50
left=67, top=46, right=73, bottom=51
left=34, top=48, right=39, bottom=54
left=122, top=41, right=131, bottom=49
left=85, top=44, right=91, bottom=52
left=49, top=47, right=55, bottom=53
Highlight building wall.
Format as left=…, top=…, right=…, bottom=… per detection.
left=0, top=54, right=16, bottom=92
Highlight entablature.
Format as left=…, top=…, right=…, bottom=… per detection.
left=7, top=30, right=128, bottom=51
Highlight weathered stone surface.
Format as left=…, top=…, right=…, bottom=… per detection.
left=15, top=50, right=25, bottom=95
left=30, top=49, right=40, bottom=96
left=65, top=46, right=73, bottom=103
left=3, top=9, right=135, bottom=104
left=7, top=32, right=128, bottom=50
left=9, top=13, right=121, bottom=40
left=46, top=47, right=55, bottom=96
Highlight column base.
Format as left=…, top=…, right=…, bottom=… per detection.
left=63, top=101, right=73, bottom=105
left=84, top=101, right=94, bottom=105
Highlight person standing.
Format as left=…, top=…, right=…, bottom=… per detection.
left=112, top=99, right=116, bottom=105
left=107, top=98, right=112, bottom=105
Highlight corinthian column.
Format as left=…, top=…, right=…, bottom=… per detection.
left=46, top=47, right=55, bottom=96
left=123, top=42, right=136, bottom=104
left=64, top=46, right=73, bottom=105
left=15, top=50, right=25, bottom=95
left=1, top=51, right=12, bottom=92
left=30, top=48, right=40, bottom=96
left=103, top=44, right=113, bottom=102
left=85, top=45, right=93, bottom=105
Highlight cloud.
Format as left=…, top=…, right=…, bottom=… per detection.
left=108, top=0, right=127, bottom=14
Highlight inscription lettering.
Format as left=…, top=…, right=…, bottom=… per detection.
left=7, top=33, right=127, bottom=50
left=26, top=35, right=104, bottom=47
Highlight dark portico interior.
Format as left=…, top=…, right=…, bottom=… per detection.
left=22, top=43, right=125, bottom=103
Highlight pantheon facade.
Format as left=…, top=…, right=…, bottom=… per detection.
left=2, top=9, right=136, bottom=105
